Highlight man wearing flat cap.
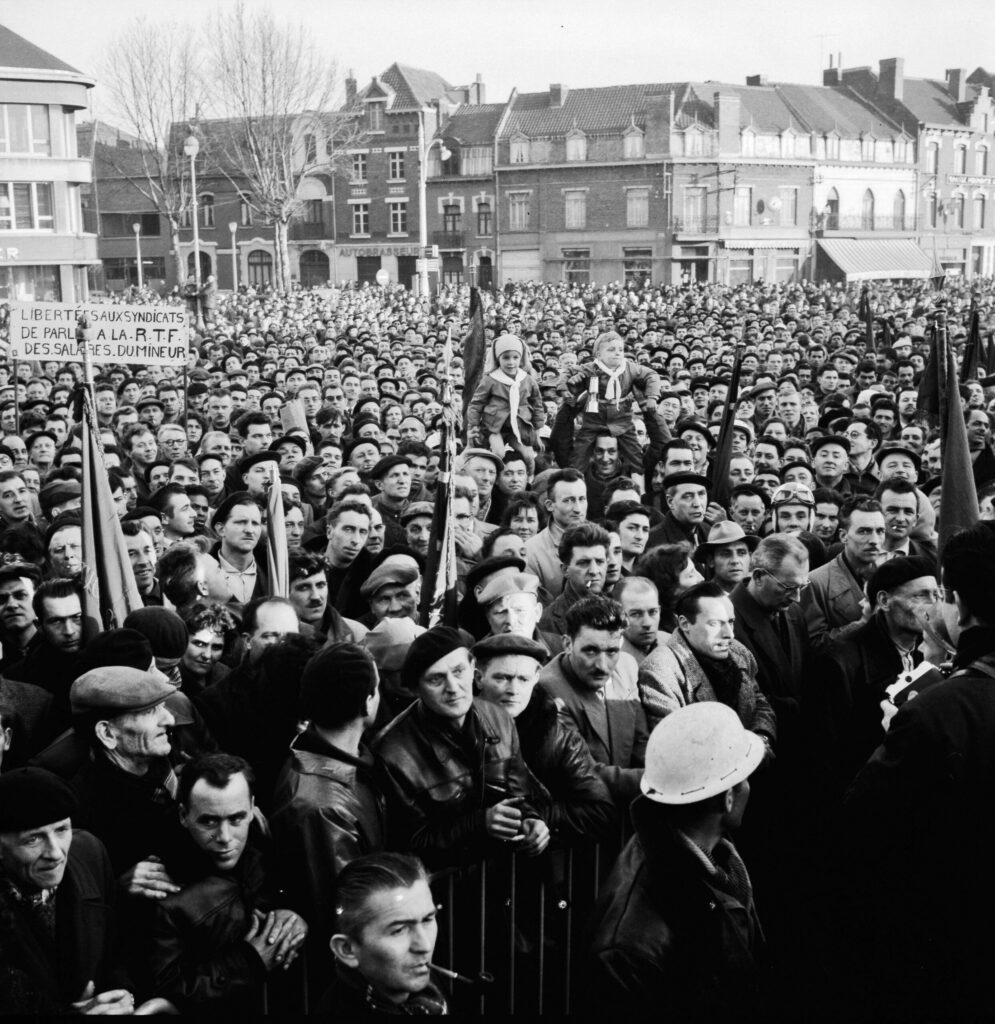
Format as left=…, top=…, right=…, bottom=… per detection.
left=370, top=455, right=413, bottom=540
left=68, top=666, right=185, bottom=900
left=373, top=626, right=547, bottom=867
left=360, top=553, right=422, bottom=627
left=0, top=767, right=168, bottom=1013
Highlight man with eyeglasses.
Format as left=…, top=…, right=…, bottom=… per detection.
left=841, top=419, right=881, bottom=495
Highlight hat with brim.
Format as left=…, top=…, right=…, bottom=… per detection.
left=400, top=501, right=435, bottom=525
left=70, top=665, right=177, bottom=716
left=475, top=571, right=541, bottom=607
left=695, top=522, right=759, bottom=562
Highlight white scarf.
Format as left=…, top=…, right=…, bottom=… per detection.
left=587, top=359, right=626, bottom=413
left=490, top=368, right=528, bottom=441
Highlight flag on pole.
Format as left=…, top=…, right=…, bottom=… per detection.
left=916, top=324, right=941, bottom=426
left=265, top=475, right=289, bottom=599
left=420, top=329, right=459, bottom=628
left=707, top=344, right=745, bottom=510
left=80, top=390, right=143, bottom=640
left=461, top=287, right=486, bottom=437
left=961, top=302, right=982, bottom=381
left=858, top=286, right=875, bottom=354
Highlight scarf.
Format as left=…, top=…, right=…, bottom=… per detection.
left=489, top=368, right=527, bottom=441
left=587, top=360, right=626, bottom=413
left=695, top=649, right=745, bottom=711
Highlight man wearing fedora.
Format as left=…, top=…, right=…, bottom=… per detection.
left=696, top=522, right=758, bottom=596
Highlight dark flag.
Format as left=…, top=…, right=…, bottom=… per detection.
left=859, top=286, right=875, bottom=353
left=987, top=330, right=995, bottom=376
left=460, top=287, right=486, bottom=435
left=80, top=390, right=143, bottom=639
left=917, top=324, right=941, bottom=426
left=420, top=331, right=459, bottom=628
left=708, top=344, right=745, bottom=510
left=961, top=303, right=983, bottom=381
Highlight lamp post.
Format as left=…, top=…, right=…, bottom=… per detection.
left=417, top=110, right=451, bottom=298
left=132, top=222, right=143, bottom=290
left=228, top=221, right=238, bottom=293
left=183, top=134, right=204, bottom=331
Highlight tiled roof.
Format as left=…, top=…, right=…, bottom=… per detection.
left=380, top=63, right=460, bottom=110
left=775, top=84, right=905, bottom=136
left=500, top=83, right=674, bottom=138
left=438, top=103, right=505, bottom=146
left=896, top=77, right=967, bottom=126
left=0, top=23, right=85, bottom=76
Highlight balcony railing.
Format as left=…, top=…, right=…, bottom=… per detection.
left=433, top=230, right=466, bottom=250
left=671, top=216, right=721, bottom=234
left=288, top=215, right=334, bottom=240
left=818, top=214, right=916, bottom=232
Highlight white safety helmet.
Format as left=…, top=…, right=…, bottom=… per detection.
left=640, top=702, right=764, bottom=805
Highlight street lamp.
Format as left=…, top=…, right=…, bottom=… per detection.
left=417, top=110, right=451, bottom=297
left=131, top=222, right=143, bottom=290
left=183, top=134, right=204, bottom=330
left=228, top=221, right=238, bottom=293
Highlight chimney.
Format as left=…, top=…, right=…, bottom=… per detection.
left=471, top=73, right=486, bottom=105
left=946, top=68, right=966, bottom=102
left=345, top=70, right=357, bottom=105
left=549, top=83, right=568, bottom=107
left=745, top=75, right=768, bottom=87
left=714, top=91, right=741, bottom=157
left=879, top=58, right=904, bottom=101
left=823, top=67, right=840, bottom=86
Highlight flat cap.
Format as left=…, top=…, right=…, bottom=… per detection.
left=472, top=633, right=548, bottom=663
left=400, top=501, right=434, bottom=525
left=475, top=571, right=541, bottom=607
left=0, top=558, right=42, bottom=586
left=359, top=554, right=420, bottom=598
left=461, top=447, right=504, bottom=472
left=70, top=665, right=177, bottom=716
left=370, top=455, right=412, bottom=480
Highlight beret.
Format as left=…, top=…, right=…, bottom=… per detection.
left=475, top=571, right=541, bottom=607
left=809, top=434, right=851, bottom=456
left=271, top=434, right=308, bottom=455
left=465, top=555, right=527, bottom=596
left=0, top=559, right=42, bottom=586
left=866, top=555, right=938, bottom=606
left=71, top=666, right=177, bottom=716
left=362, top=617, right=426, bottom=672
left=874, top=445, right=922, bottom=471
left=238, top=450, right=281, bottom=474
left=124, top=607, right=189, bottom=660
left=343, top=436, right=381, bottom=462
left=370, top=455, right=412, bottom=480
left=299, top=642, right=379, bottom=721
left=75, top=628, right=154, bottom=675
left=213, top=490, right=260, bottom=526
left=472, top=632, right=548, bottom=663
left=0, top=767, right=78, bottom=833
left=662, top=472, right=710, bottom=490
left=359, top=554, right=420, bottom=598
left=292, top=455, right=325, bottom=484
left=400, top=501, right=434, bottom=525
left=39, top=479, right=82, bottom=512
left=401, top=626, right=468, bottom=691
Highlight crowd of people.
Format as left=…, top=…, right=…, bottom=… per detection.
left=1, top=272, right=995, bottom=1017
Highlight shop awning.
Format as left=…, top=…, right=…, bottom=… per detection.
left=817, top=238, right=933, bottom=281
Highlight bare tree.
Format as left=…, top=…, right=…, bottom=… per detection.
left=204, top=2, right=360, bottom=290
left=99, top=20, right=205, bottom=286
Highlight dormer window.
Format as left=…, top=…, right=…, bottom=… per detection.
left=510, top=135, right=529, bottom=164
left=566, top=129, right=587, bottom=162
left=368, top=102, right=384, bottom=131
left=623, top=126, right=644, bottom=159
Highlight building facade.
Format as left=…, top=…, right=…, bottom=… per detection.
left=0, top=24, right=96, bottom=302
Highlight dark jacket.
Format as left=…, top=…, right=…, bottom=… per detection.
left=466, top=369, right=546, bottom=444
left=585, top=797, right=764, bottom=1017
left=269, top=727, right=385, bottom=940
left=646, top=512, right=704, bottom=553
left=5, top=636, right=80, bottom=733
left=373, top=698, right=538, bottom=868
left=0, top=830, right=129, bottom=1014
left=0, top=674, right=55, bottom=767
left=315, top=962, right=447, bottom=1016
left=566, top=360, right=662, bottom=431
left=513, top=687, right=616, bottom=845
left=148, top=831, right=272, bottom=1013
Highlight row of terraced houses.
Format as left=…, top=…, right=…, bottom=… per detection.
left=6, top=18, right=995, bottom=300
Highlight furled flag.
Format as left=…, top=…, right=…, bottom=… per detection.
left=858, top=286, right=875, bottom=354
left=460, top=287, right=486, bottom=437
left=80, top=389, right=143, bottom=639
left=961, top=302, right=983, bottom=382
left=265, top=473, right=290, bottom=599
left=707, top=343, right=745, bottom=510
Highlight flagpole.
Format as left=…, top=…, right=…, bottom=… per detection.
left=11, top=358, right=19, bottom=436
left=75, top=313, right=97, bottom=413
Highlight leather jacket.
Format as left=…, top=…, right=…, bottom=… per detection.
left=373, top=697, right=538, bottom=867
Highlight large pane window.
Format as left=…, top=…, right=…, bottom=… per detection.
left=388, top=201, right=408, bottom=234
left=443, top=204, right=461, bottom=232
left=508, top=193, right=531, bottom=231
left=0, top=105, right=50, bottom=155
left=626, top=188, right=649, bottom=228
left=0, top=182, right=55, bottom=230
left=975, top=195, right=986, bottom=230
left=247, top=249, right=273, bottom=288
left=562, top=248, right=590, bottom=286
left=100, top=212, right=161, bottom=237
left=623, top=248, right=652, bottom=286
left=564, top=190, right=586, bottom=229
left=954, top=145, right=967, bottom=175
left=683, top=186, right=706, bottom=230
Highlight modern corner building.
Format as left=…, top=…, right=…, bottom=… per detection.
left=0, top=24, right=96, bottom=301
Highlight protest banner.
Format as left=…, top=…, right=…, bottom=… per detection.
left=7, top=301, right=188, bottom=366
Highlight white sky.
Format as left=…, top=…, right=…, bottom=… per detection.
left=4, top=0, right=995, bottom=122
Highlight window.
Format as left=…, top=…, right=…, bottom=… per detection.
left=951, top=194, right=965, bottom=228
left=928, top=193, right=938, bottom=229
left=562, top=248, right=590, bottom=286
left=728, top=255, right=753, bottom=285
left=0, top=182, right=54, bottom=230
left=476, top=201, right=492, bottom=235
left=683, top=186, right=706, bottom=231
left=438, top=204, right=459, bottom=233
left=368, top=103, right=384, bottom=131
left=861, top=189, right=875, bottom=229
left=303, top=133, right=316, bottom=164
left=440, top=148, right=461, bottom=176
left=978, top=147, right=990, bottom=176
left=622, top=247, right=652, bottom=286
left=778, top=188, right=797, bottom=227
left=893, top=189, right=906, bottom=229
left=351, top=153, right=367, bottom=182
left=103, top=256, right=167, bottom=285
left=623, top=130, right=645, bottom=160
left=389, top=151, right=405, bottom=180
left=733, top=186, right=752, bottom=227
left=566, top=131, right=587, bottom=162
left=247, top=249, right=273, bottom=289
left=954, top=145, right=967, bottom=175
left=0, top=104, right=50, bottom=155
left=824, top=188, right=839, bottom=229
left=826, top=134, right=840, bottom=160
left=626, top=188, right=649, bottom=228
left=351, top=202, right=369, bottom=236
left=200, top=194, right=215, bottom=229
left=508, top=192, right=531, bottom=231
left=300, top=199, right=322, bottom=224
left=510, top=138, right=530, bottom=164
left=239, top=194, right=253, bottom=227
left=388, top=200, right=407, bottom=235
left=975, top=194, right=986, bottom=230
left=564, top=190, right=586, bottom=229
left=461, top=147, right=492, bottom=176
left=100, top=212, right=161, bottom=237
left=926, top=141, right=939, bottom=174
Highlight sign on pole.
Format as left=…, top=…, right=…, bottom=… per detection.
left=7, top=301, right=189, bottom=366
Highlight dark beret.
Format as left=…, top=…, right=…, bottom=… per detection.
left=238, top=450, right=281, bottom=474
left=0, top=768, right=78, bottom=833
left=123, top=607, right=189, bottom=660
left=472, top=633, right=548, bottom=664
left=866, top=556, right=938, bottom=606
left=75, top=628, right=154, bottom=675
left=401, top=626, right=468, bottom=691
left=370, top=455, right=412, bottom=480
left=662, top=472, right=710, bottom=491
left=212, top=490, right=261, bottom=526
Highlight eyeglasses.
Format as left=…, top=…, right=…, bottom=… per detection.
left=759, top=569, right=810, bottom=595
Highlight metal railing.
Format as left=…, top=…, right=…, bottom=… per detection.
left=818, top=214, right=916, bottom=231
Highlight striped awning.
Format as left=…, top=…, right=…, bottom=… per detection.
left=817, top=238, right=933, bottom=281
